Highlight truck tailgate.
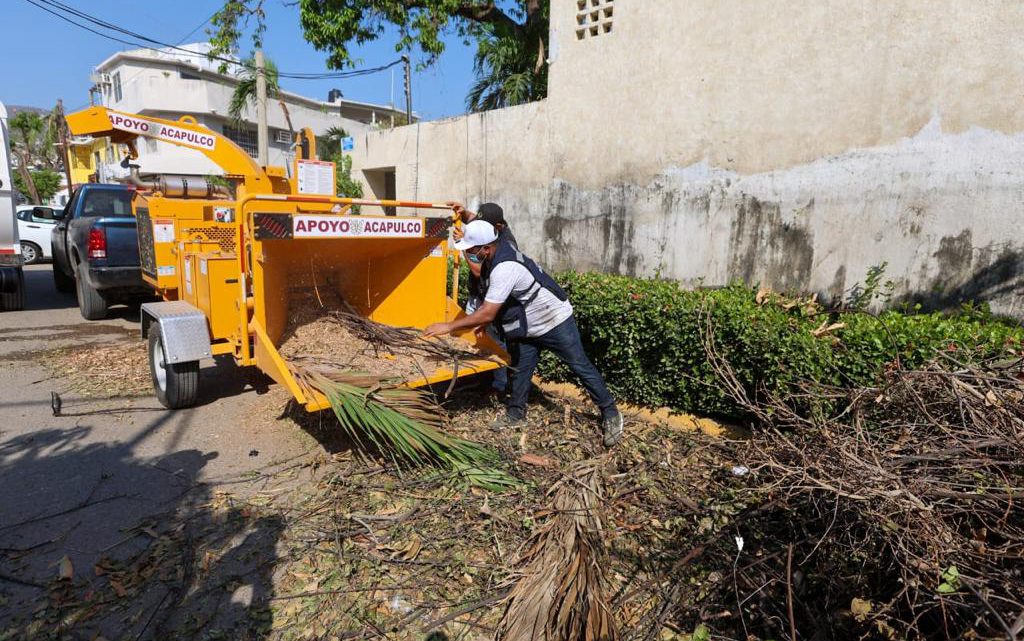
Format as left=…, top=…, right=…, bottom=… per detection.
left=94, top=218, right=140, bottom=267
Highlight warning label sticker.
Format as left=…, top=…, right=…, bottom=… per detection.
left=153, top=219, right=175, bottom=243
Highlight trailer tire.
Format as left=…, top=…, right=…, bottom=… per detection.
left=53, top=261, right=74, bottom=293
left=149, top=324, right=199, bottom=409
left=0, top=268, right=24, bottom=312
left=76, top=263, right=108, bottom=320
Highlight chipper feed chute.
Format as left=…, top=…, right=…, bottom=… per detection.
left=64, top=105, right=506, bottom=411
left=244, top=201, right=506, bottom=412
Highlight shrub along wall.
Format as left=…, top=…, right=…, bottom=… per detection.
left=531, top=273, right=1024, bottom=421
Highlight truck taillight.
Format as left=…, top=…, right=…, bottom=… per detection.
left=87, top=227, right=107, bottom=259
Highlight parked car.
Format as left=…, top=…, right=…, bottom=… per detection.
left=16, top=205, right=58, bottom=264
left=51, top=183, right=148, bottom=320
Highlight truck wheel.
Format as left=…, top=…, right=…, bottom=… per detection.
left=149, top=324, right=199, bottom=409
left=53, top=265, right=74, bottom=293
left=20, top=242, right=41, bottom=265
left=0, top=268, right=25, bottom=312
left=76, top=263, right=108, bottom=320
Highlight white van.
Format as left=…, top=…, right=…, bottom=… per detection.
left=0, top=100, right=26, bottom=311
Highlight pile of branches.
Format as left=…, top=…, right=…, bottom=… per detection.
left=702, top=317, right=1024, bottom=639
left=287, top=293, right=514, bottom=491
left=324, top=303, right=501, bottom=391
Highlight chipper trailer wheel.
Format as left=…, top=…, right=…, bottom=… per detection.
left=148, top=323, right=199, bottom=409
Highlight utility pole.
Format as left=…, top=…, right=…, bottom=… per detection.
left=255, top=49, right=269, bottom=165
left=402, top=55, right=413, bottom=124
left=55, top=99, right=75, bottom=202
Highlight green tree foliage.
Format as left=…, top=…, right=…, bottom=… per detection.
left=466, top=12, right=548, bottom=111
left=9, top=110, right=63, bottom=204
left=227, top=56, right=281, bottom=125
left=316, top=127, right=363, bottom=199
left=210, top=1, right=550, bottom=110
left=13, top=169, right=62, bottom=204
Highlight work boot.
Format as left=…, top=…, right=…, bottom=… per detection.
left=602, top=409, right=624, bottom=447
left=490, top=414, right=526, bottom=432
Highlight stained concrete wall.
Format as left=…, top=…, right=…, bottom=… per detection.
left=351, top=0, right=1024, bottom=316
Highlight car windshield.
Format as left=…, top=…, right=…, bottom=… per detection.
left=80, top=190, right=133, bottom=217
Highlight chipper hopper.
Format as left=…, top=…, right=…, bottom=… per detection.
left=66, top=106, right=503, bottom=410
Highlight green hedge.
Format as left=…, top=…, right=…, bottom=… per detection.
left=532, top=273, right=1024, bottom=420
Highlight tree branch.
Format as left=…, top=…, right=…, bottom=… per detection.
left=452, top=2, right=523, bottom=34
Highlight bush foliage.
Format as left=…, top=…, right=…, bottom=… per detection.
left=532, top=273, right=1024, bottom=420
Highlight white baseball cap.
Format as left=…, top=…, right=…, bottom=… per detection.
left=453, top=219, right=498, bottom=251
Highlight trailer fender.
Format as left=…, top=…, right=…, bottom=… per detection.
left=140, top=301, right=212, bottom=364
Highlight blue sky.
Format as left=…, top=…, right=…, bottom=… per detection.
left=2, top=0, right=478, bottom=119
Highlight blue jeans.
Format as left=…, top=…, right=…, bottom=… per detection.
left=507, top=315, right=616, bottom=420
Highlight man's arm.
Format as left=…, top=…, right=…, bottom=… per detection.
left=423, top=301, right=501, bottom=337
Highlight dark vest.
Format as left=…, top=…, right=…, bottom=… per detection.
left=481, top=241, right=568, bottom=339
left=467, top=226, right=517, bottom=300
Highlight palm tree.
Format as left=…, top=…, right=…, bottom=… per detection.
left=466, top=20, right=549, bottom=112
left=316, top=125, right=350, bottom=160
left=228, top=56, right=295, bottom=147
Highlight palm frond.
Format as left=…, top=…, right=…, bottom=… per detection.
left=496, top=462, right=619, bottom=641
left=466, top=21, right=548, bottom=112
left=296, top=366, right=519, bottom=491
left=228, top=55, right=282, bottom=125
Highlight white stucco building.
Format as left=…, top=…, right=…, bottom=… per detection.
left=88, top=43, right=405, bottom=179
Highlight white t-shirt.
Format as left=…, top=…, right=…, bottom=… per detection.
left=484, top=262, right=573, bottom=337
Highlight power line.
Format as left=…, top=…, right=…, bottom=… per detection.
left=24, top=0, right=402, bottom=80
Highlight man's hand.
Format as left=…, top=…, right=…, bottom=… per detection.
left=447, top=201, right=474, bottom=223
left=423, top=322, right=453, bottom=338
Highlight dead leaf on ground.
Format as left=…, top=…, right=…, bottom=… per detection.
left=519, top=453, right=555, bottom=468
left=58, top=555, right=74, bottom=580
left=385, top=536, right=423, bottom=561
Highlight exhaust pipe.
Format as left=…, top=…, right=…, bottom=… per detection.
left=121, top=165, right=231, bottom=199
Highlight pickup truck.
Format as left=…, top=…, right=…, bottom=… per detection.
left=51, top=183, right=150, bottom=320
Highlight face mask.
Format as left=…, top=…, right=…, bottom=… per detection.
left=466, top=251, right=483, bottom=265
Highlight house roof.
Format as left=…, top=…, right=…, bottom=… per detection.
left=95, top=44, right=413, bottom=120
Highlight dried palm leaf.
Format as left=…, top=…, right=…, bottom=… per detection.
left=496, top=462, right=618, bottom=641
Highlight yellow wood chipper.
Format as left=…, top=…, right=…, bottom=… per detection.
left=66, top=106, right=502, bottom=411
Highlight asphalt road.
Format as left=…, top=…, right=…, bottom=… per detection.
left=0, top=264, right=310, bottom=635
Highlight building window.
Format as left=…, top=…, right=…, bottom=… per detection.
left=179, top=70, right=200, bottom=80
left=576, top=0, right=614, bottom=40
left=113, top=71, right=122, bottom=102
left=223, top=125, right=259, bottom=157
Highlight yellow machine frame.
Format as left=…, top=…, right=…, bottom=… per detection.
left=66, top=107, right=501, bottom=411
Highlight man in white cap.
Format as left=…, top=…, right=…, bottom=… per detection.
left=425, top=220, right=624, bottom=447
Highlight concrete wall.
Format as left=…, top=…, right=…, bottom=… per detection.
left=351, top=0, right=1024, bottom=316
